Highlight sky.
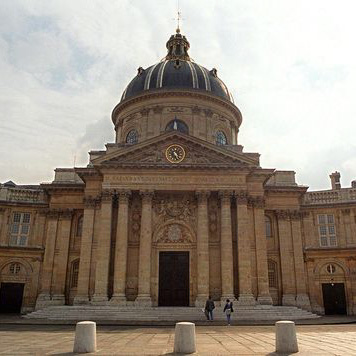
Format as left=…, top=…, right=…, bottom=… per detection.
left=0, top=0, right=355, bottom=190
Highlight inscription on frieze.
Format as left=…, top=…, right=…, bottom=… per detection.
left=106, top=175, right=244, bottom=186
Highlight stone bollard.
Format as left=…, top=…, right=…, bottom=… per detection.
left=73, top=321, right=97, bottom=353
left=275, top=320, right=298, bottom=354
left=174, top=322, right=196, bottom=354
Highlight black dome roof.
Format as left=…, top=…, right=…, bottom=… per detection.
left=121, top=30, right=233, bottom=103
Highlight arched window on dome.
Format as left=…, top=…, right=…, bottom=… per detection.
left=165, top=118, right=189, bottom=134
left=126, top=129, right=138, bottom=144
left=216, top=130, right=227, bottom=145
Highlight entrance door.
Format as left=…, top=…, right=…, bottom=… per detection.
left=159, top=252, right=189, bottom=306
left=322, top=283, right=347, bottom=315
left=0, top=283, right=25, bottom=313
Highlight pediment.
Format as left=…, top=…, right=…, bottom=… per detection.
left=92, top=132, right=259, bottom=169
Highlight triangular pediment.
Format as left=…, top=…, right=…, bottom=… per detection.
left=92, top=132, right=259, bottom=169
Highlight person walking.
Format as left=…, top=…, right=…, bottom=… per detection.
left=204, top=296, right=215, bottom=321
left=223, top=299, right=234, bottom=325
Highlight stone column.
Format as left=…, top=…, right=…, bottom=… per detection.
left=74, top=196, right=98, bottom=305
left=195, top=191, right=210, bottom=306
left=277, top=210, right=296, bottom=306
left=219, top=191, right=234, bottom=301
left=52, top=209, right=73, bottom=304
left=0, top=208, right=6, bottom=245
left=136, top=190, right=154, bottom=306
left=111, top=190, right=131, bottom=305
left=236, top=192, right=255, bottom=305
left=290, top=211, right=311, bottom=310
left=253, top=197, right=273, bottom=305
left=35, top=210, right=59, bottom=310
left=92, top=190, right=113, bottom=304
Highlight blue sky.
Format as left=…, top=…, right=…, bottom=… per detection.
left=0, top=0, right=355, bottom=190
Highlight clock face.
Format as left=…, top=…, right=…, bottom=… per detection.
left=165, top=144, right=186, bottom=163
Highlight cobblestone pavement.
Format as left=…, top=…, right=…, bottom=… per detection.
left=0, top=324, right=356, bottom=355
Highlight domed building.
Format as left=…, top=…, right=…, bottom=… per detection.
left=0, top=30, right=356, bottom=318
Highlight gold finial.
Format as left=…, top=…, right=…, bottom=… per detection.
left=174, top=0, right=182, bottom=33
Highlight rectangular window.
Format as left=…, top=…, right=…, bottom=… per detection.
left=9, top=212, right=31, bottom=246
left=317, top=214, right=337, bottom=247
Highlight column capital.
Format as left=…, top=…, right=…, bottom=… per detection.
left=45, top=209, right=60, bottom=219
left=235, top=191, right=248, bottom=204
left=101, top=189, right=114, bottom=202
left=83, top=195, right=100, bottom=209
left=0, top=207, right=5, bottom=213
left=59, top=209, right=74, bottom=220
left=290, top=210, right=302, bottom=220
left=218, top=190, right=233, bottom=203
left=140, top=190, right=154, bottom=203
left=248, top=196, right=265, bottom=209
left=117, top=190, right=132, bottom=204
left=276, top=209, right=290, bottom=220
left=195, top=190, right=210, bottom=203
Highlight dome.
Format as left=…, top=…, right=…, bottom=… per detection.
left=121, top=30, right=233, bottom=103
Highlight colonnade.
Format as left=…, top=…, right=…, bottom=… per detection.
left=72, top=188, right=274, bottom=306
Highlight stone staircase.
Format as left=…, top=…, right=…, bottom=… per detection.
left=24, top=305, right=319, bottom=323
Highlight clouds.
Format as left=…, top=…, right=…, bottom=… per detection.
left=0, top=0, right=355, bottom=189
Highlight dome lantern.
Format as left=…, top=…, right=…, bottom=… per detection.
left=165, top=29, right=190, bottom=61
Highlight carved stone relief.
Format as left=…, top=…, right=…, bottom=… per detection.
left=208, top=196, right=220, bottom=242
left=129, top=196, right=141, bottom=243
left=155, top=223, right=193, bottom=244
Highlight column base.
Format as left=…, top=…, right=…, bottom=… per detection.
left=194, top=295, right=208, bottom=307
left=257, top=295, right=273, bottom=305
left=221, top=295, right=235, bottom=304
left=282, top=294, right=296, bottom=306
left=110, top=295, right=127, bottom=306
left=135, top=295, right=152, bottom=307
left=51, top=294, right=65, bottom=305
left=35, top=293, right=51, bottom=311
left=73, top=295, right=90, bottom=305
left=296, top=293, right=311, bottom=311
left=237, top=294, right=256, bottom=306
left=91, top=295, right=109, bottom=305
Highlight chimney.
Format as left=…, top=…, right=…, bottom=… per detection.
left=352, top=180, right=356, bottom=188
left=330, top=171, right=341, bottom=190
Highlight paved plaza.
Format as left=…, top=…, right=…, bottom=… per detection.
left=0, top=324, right=356, bottom=355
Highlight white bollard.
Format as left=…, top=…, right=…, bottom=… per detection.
left=73, top=321, right=97, bottom=353
left=174, top=322, right=196, bottom=354
left=275, top=320, right=299, bottom=354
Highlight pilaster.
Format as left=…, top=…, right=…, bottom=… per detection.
left=251, top=197, right=273, bottom=305
left=91, top=189, right=113, bottom=305
left=51, top=209, right=73, bottom=305
left=195, top=190, right=210, bottom=306
left=219, top=191, right=234, bottom=301
left=111, top=190, right=131, bottom=305
left=0, top=208, right=6, bottom=245
left=236, top=192, right=255, bottom=305
left=74, top=195, right=99, bottom=305
left=35, top=210, right=59, bottom=310
left=277, top=210, right=297, bottom=306
left=290, top=211, right=311, bottom=310
left=136, top=190, right=154, bottom=306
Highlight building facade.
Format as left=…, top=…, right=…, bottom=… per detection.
left=1, top=30, right=356, bottom=315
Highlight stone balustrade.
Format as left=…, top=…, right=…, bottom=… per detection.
left=0, top=187, right=45, bottom=203
left=303, top=188, right=356, bottom=205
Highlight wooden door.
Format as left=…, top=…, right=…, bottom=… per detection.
left=322, top=283, right=347, bottom=315
left=0, top=283, right=25, bottom=313
left=159, top=252, right=189, bottom=306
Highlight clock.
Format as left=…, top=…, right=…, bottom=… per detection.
left=165, top=144, right=186, bottom=163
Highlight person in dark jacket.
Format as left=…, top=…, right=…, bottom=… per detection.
left=204, top=296, right=215, bottom=321
left=223, top=299, right=234, bottom=325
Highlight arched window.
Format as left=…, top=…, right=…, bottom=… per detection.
left=76, top=215, right=83, bottom=237
left=216, top=130, right=227, bottom=145
left=265, top=216, right=272, bottom=238
left=71, top=260, right=80, bottom=288
left=268, top=260, right=278, bottom=288
left=9, top=263, right=21, bottom=274
left=165, top=118, right=189, bottom=134
left=126, top=129, right=138, bottom=144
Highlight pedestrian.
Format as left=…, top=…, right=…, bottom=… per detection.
left=204, top=295, right=215, bottom=321
left=223, top=298, right=234, bottom=325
